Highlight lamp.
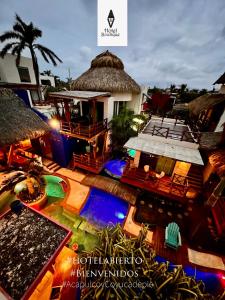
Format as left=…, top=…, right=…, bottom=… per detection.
left=49, top=118, right=60, bottom=131
left=144, top=165, right=150, bottom=180
left=144, top=165, right=150, bottom=173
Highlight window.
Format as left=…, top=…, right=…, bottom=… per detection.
left=41, top=79, right=51, bottom=86
left=30, top=90, right=40, bottom=104
left=113, top=101, right=127, bottom=116
left=17, top=66, right=31, bottom=83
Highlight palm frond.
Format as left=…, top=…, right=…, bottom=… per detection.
left=15, top=14, right=27, bottom=30
left=13, top=23, right=25, bottom=35
left=34, top=44, right=62, bottom=64
left=38, top=49, right=49, bottom=63
left=0, top=31, right=23, bottom=42
left=15, top=41, right=26, bottom=65
left=11, top=45, right=20, bottom=56
left=0, top=42, right=18, bottom=58
left=31, top=27, right=42, bottom=39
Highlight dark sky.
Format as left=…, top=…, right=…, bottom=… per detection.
left=0, top=0, right=225, bottom=89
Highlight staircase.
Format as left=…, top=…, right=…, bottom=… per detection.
left=42, top=158, right=61, bottom=173
left=187, top=165, right=203, bottom=191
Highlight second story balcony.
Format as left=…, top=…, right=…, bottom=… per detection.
left=60, top=118, right=108, bottom=140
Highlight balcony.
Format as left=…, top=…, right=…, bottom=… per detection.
left=73, top=153, right=111, bottom=174
left=60, top=119, right=108, bottom=141
left=121, top=161, right=200, bottom=202
left=142, top=116, right=201, bottom=143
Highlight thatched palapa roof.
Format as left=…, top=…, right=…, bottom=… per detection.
left=199, top=132, right=223, bottom=150
left=71, top=50, right=141, bottom=94
left=0, top=88, right=50, bottom=146
left=189, top=93, right=225, bottom=116
left=208, top=149, right=225, bottom=177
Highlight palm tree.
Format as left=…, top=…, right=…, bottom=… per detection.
left=41, top=69, right=54, bottom=76
left=0, top=14, right=62, bottom=98
left=110, top=108, right=146, bottom=155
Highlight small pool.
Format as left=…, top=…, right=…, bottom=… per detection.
left=156, top=256, right=224, bottom=295
left=80, top=187, right=129, bottom=229
left=43, top=175, right=67, bottom=204
left=104, top=159, right=127, bottom=179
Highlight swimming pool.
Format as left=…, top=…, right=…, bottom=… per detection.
left=80, top=187, right=129, bottom=229
left=104, top=159, right=127, bottom=179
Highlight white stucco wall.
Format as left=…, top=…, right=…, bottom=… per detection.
left=0, top=53, right=36, bottom=84
left=219, top=84, right=225, bottom=94
left=40, top=75, right=55, bottom=87
left=215, top=108, right=225, bottom=132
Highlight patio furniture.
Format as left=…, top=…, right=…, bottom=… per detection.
left=156, top=171, right=165, bottom=179
left=165, top=222, right=182, bottom=250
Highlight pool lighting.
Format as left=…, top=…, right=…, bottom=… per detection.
left=49, top=118, right=60, bottom=131
left=116, top=212, right=125, bottom=219
left=133, top=117, right=144, bottom=124
left=128, top=149, right=136, bottom=158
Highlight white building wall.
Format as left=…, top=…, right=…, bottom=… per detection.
left=220, top=84, right=225, bottom=94
left=40, top=75, right=55, bottom=87
left=215, top=109, right=225, bottom=132
left=0, top=53, right=36, bottom=84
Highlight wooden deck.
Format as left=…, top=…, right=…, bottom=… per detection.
left=152, top=226, right=189, bottom=265
left=121, top=164, right=190, bottom=203
left=73, top=153, right=110, bottom=174
left=81, top=174, right=138, bottom=205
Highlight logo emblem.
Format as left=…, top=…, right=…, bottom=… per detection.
left=107, top=10, right=115, bottom=28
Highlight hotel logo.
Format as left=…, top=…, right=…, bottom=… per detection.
left=97, top=0, right=127, bottom=47
left=107, top=10, right=115, bottom=28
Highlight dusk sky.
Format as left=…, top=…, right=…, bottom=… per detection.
left=0, top=0, right=225, bottom=89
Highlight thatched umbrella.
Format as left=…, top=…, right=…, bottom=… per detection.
left=188, top=93, right=225, bottom=116
left=71, top=50, right=141, bottom=94
left=0, top=88, right=50, bottom=147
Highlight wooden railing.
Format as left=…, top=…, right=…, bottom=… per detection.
left=73, top=152, right=111, bottom=173
left=122, top=161, right=189, bottom=198
left=60, top=119, right=108, bottom=138
left=143, top=125, right=201, bottom=143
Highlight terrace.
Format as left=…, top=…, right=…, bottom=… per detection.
left=142, top=115, right=201, bottom=143
left=48, top=90, right=110, bottom=141
left=121, top=160, right=190, bottom=202
left=122, top=119, right=204, bottom=201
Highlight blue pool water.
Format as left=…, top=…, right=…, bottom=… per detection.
left=156, top=256, right=224, bottom=295
left=104, top=159, right=127, bottom=179
left=80, top=188, right=129, bottom=228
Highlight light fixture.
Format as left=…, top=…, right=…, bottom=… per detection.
left=49, top=119, right=60, bottom=131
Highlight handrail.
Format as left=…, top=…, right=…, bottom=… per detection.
left=60, top=118, right=108, bottom=137
left=73, top=153, right=110, bottom=170
left=123, top=161, right=189, bottom=198
left=143, top=124, right=201, bottom=143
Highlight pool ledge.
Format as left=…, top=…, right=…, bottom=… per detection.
left=123, top=206, right=153, bottom=244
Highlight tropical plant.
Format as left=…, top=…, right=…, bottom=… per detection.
left=40, top=69, right=54, bottom=76
left=110, top=108, right=146, bottom=156
left=2, top=160, right=46, bottom=203
left=80, top=225, right=225, bottom=300
left=0, top=14, right=62, bottom=98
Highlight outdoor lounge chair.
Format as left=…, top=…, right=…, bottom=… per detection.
left=165, top=222, right=182, bottom=250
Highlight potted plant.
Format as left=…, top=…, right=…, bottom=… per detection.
left=13, top=161, right=47, bottom=209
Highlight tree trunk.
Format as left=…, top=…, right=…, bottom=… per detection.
left=26, top=177, right=35, bottom=195
left=29, top=46, right=43, bottom=101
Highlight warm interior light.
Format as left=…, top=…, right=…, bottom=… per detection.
left=49, top=119, right=60, bottom=130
